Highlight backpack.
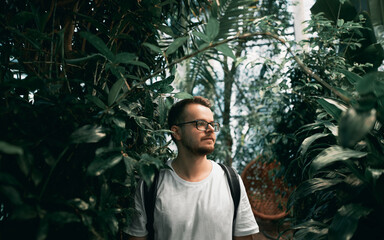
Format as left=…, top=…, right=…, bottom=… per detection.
left=143, top=162, right=241, bottom=240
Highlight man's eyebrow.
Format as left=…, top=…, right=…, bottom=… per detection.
left=195, top=119, right=215, bottom=122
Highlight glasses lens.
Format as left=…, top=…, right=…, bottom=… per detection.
left=196, top=120, right=207, bottom=131
left=195, top=121, right=220, bottom=132
left=213, top=123, right=220, bottom=132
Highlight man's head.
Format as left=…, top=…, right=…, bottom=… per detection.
left=167, top=96, right=212, bottom=129
left=168, top=96, right=218, bottom=155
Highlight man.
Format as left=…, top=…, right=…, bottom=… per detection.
left=126, top=96, right=259, bottom=239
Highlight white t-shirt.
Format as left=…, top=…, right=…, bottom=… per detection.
left=126, top=160, right=259, bottom=240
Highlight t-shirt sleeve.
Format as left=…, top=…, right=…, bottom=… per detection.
left=124, top=180, right=148, bottom=237
left=234, top=175, right=259, bottom=236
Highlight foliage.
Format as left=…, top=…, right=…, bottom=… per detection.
left=171, top=0, right=293, bottom=168
left=273, top=0, right=384, bottom=239
left=0, top=0, right=197, bottom=239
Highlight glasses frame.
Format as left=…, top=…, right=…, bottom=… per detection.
left=175, top=120, right=220, bottom=132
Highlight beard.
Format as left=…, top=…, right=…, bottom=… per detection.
left=181, top=138, right=215, bottom=155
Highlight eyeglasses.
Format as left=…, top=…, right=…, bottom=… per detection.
left=176, top=120, right=220, bottom=132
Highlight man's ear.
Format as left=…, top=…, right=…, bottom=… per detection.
left=170, top=125, right=181, bottom=141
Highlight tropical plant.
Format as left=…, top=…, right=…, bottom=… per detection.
left=0, top=0, right=201, bottom=239
left=171, top=0, right=293, bottom=168
left=276, top=0, right=384, bottom=239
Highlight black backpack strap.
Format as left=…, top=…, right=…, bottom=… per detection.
left=218, top=163, right=241, bottom=230
left=143, top=169, right=160, bottom=240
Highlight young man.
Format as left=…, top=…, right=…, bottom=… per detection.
left=126, top=96, right=259, bottom=240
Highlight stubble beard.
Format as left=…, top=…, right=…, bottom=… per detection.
left=182, top=139, right=215, bottom=156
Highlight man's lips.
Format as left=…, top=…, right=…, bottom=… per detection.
left=202, top=137, right=215, bottom=142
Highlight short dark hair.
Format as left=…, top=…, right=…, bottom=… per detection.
left=167, top=96, right=212, bottom=129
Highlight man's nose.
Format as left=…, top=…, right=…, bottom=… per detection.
left=206, top=123, right=215, bottom=132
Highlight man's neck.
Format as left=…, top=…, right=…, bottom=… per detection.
left=172, top=153, right=212, bottom=182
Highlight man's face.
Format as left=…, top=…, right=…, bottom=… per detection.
left=176, top=104, right=216, bottom=155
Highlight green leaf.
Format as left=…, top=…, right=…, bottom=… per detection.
left=86, top=95, right=107, bottom=110
left=328, top=204, right=372, bottom=240
left=134, top=116, right=153, bottom=130
left=159, top=85, right=174, bottom=93
left=174, top=92, right=193, bottom=99
left=365, top=168, right=384, bottom=205
left=65, top=53, right=104, bottom=64
left=139, top=163, right=156, bottom=188
left=80, top=31, right=114, bottom=61
left=338, top=108, right=376, bottom=148
left=70, top=125, right=106, bottom=144
left=142, top=42, right=162, bottom=54
left=288, top=178, right=342, bottom=208
left=299, top=133, right=329, bottom=157
left=108, top=78, right=125, bottom=106
left=123, top=60, right=150, bottom=70
left=206, top=18, right=219, bottom=41
left=309, top=146, right=367, bottom=177
left=114, top=52, right=136, bottom=64
left=123, top=155, right=137, bottom=176
left=68, top=198, right=90, bottom=211
left=141, top=153, right=163, bottom=169
left=192, top=31, right=211, bottom=43
left=159, top=97, right=167, bottom=126
left=147, top=76, right=175, bottom=91
left=291, top=219, right=328, bottom=240
left=165, top=36, right=188, bottom=55
left=323, top=122, right=338, bottom=136
left=215, top=43, right=236, bottom=59
left=337, top=19, right=344, bottom=27
left=138, top=154, right=163, bottom=187
left=317, top=97, right=348, bottom=120
left=87, top=154, right=123, bottom=176
left=157, top=25, right=175, bottom=37
left=0, top=141, right=23, bottom=155
left=144, top=92, right=154, bottom=119
left=338, top=69, right=362, bottom=85
left=356, top=72, right=384, bottom=97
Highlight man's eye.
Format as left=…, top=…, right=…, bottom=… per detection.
left=197, top=121, right=206, bottom=126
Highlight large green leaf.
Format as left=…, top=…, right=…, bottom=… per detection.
left=309, top=146, right=367, bottom=177
left=138, top=154, right=163, bottom=187
left=108, top=78, right=125, bottom=106
left=80, top=31, right=114, bottom=61
left=328, top=204, right=372, bottom=240
left=65, top=53, right=104, bottom=64
left=122, top=60, right=150, bottom=70
left=123, top=155, right=137, bottom=176
left=288, top=178, right=342, bottom=209
left=215, top=43, right=236, bottom=59
left=174, top=92, right=193, bottom=99
left=356, top=71, right=384, bottom=97
left=147, top=76, right=175, bottom=91
left=114, top=52, right=136, bottom=64
left=142, top=42, right=162, bottom=54
left=317, top=97, right=348, bottom=120
left=338, top=69, right=362, bottom=85
left=365, top=167, right=384, bottom=206
left=165, top=36, right=188, bottom=55
left=338, top=107, right=376, bottom=148
left=86, top=95, right=107, bottom=110
left=70, top=125, right=106, bottom=144
left=192, top=31, right=210, bottom=43
left=0, top=141, right=23, bottom=155
left=87, top=154, right=123, bottom=176
left=299, top=133, right=330, bottom=157
left=206, top=18, right=219, bottom=41
left=291, top=219, right=328, bottom=240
